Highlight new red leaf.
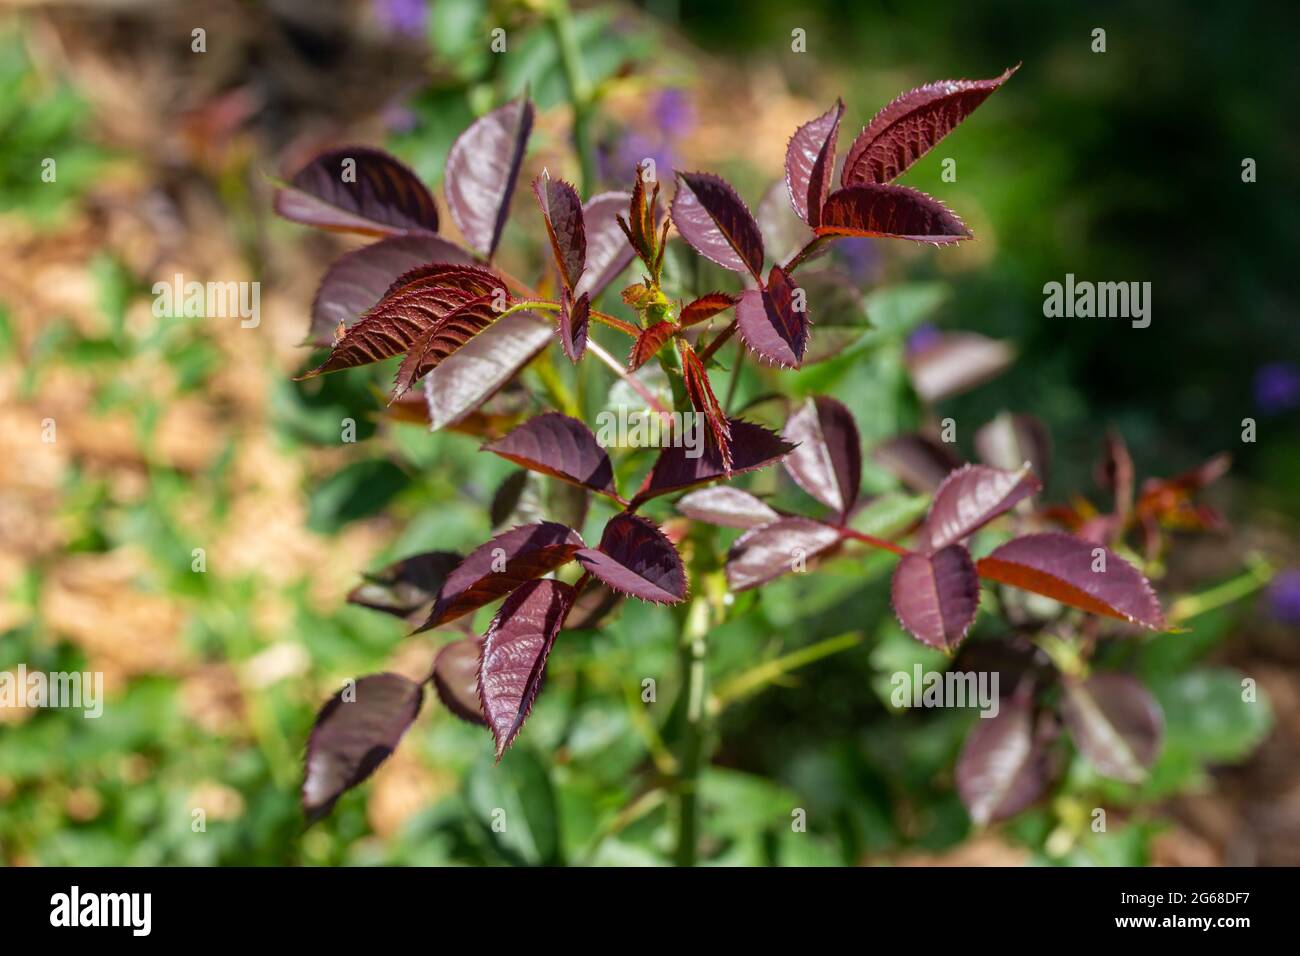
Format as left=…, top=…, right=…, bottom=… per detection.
left=628, top=321, right=676, bottom=370
left=415, top=521, right=584, bottom=631
left=671, top=171, right=765, bottom=280
left=432, top=639, right=487, bottom=726
left=533, top=172, right=586, bottom=292
left=842, top=66, right=1018, bottom=186
left=300, top=264, right=505, bottom=378
left=924, top=463, right=1040, bottom=551
left=483, top=412, right=617, bottom=498
left=725, top=516, right=841, bottom=591
left=559, top=291, right=590, bottom=363
left=392, top=293, right=501, bottom=399
left=632, top=419, right=795, bottom=505
left=782, top=396, right=862, bottom=519
left=679, top=292, right=736, bottom=328
left=817, top=185, right=970, bottom=243
left=302, top=673, right=423, bottom=823
left=785, top=99, right=844, bottom=227
left=677, top=486, right=779, bottom=529
left=976, top=533, right=1167, bottom=630
left=445, top=97, right=534, bottom=259
left=891, top=544, right=980, bottom=651
left=679, top=341, right=732, bottom=471
left=736, top=264, right=809, bottom=367
left=478, top=578, right=575, bottom=758
left=576, top=513, right=686, bottom=604
left=1061, top=673, right=1163, bottom=783
left=274, top=146, right=439, bottom=236
left=309, top=233, right=474, bottom=347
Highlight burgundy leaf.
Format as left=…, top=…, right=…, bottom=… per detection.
left=725, top=516, right=841, bottom=591
left=924, top=463, right=1040, bottom=551
left=576, top=513, right=686, bottom=604
left=785, top=99, right=844, bottom=227
left=632, top=419, right=795, bottom=505
left=533, top=172, right=586, bottom=291
left=423, top=313, right=552, bottom=431
left=415, top=521, right=584, bottom=631
left=1097, top=429, right=1135, bottom=523
left=975, top=413, right=1052, bottom=489
left=671, top=171, right=765, bottom=280
left=490, top=468, right=590, bottom=533
left=628, top=321, right=676, bottom=370
left=392, top=293, right=501, bottom=399
left=347, top=550, right=462, bottom=620
left=677, top=486, right=779, bottom=529
left=976, top=533, right=1167, bottom=630
left=736, top=264, right=809, bottom=367
left=563, top=582, right=623, bottom=631
left=817, top=185, right=970, bottom=243
left=445, top=97, right=534, bottom=259
left=955, top=691, right=1054, bottom=825
left=309, top=234, right=474, bottom=347
left=432, top=638, right=487, bottom=726
left=907, top=331, right=1015, bottom=402
left=483, top=412, right=617, bottom=497
left=575, top=191, right=637, bottom=299
left=781, top=396, right=862, bottom=518
left=478, top=578, right=575, bottom=758
left=1061, top=673, right=1163, bottom=783
left=679, top=292, right=736, bottom=328
left=302, top=673, right=423, bottom=822
left=842, top=66, right=1018, bottom=186
left=559, top=291, right=590, bottom=363
left=300, top=264, right=505, bottom=378
left=679, top=341, right=732, bottom=471
left=274, top=146, right=439, bottom=236
left=757, top=179, right=816, bottom=268
left=891, top=545, right=980, bottom=650
left=872, top=433, right=964, bottom=493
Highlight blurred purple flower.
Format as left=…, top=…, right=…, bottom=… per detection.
left=598, top=130, right=675, bottom=189
left=834, top=236, right=881, bottom=283
left=906, top=322, right=943, bottom=356
left=652, top=89, right=695, bottom=138
left=1266, top=569, right=1300, bottom=626
left=1254, top=362, right=1300, bottom=415
left=373, top=0, right=428, bottom=37
left=382, top=100, right=417, bottom=133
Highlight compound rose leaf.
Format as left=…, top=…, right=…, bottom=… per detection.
left=478, top=578, right=575, bottom=759
left=483, top=412, right=617, bottom=497
left=976, top=532, right=1167, bottom=630
left=843, top=66, right=1018, bottom=186
left=303, top=673, right=423, bottom=823
left=677, top=486, right=779, bottom=529
left=891, top=544, right=981, bottom=651
left=423, top=313, right=552, bottom=432
left=633, top=419, right=795, bottom=505
left=415, top=521, right=584, bottom=631
left=445, top=97, right=534, bottom=259
left=274, top=146, right=439, bottom=236
left=391, top=293, right=502, bottom=399
left=671, top=171, right=765, bottom=280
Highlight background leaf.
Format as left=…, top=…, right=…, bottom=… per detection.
left=274, top=146, right=440, bottom=236
left=445, top=97, right=534, bottom=258
left=1061, top=673, right=1163, bottom=783
left=924, top=463, right=1039, bottom=551
left=726, top=517, right=841, bottom=591
left=955, top=693, right=1053, bottom=825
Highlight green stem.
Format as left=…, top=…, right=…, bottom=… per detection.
left=1167, top=554, right=1274, bottom=623
left=674, top=594, right=710, bottom=867
left=549, top=0, right=596, bottom=195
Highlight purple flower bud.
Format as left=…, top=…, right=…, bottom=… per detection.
left=652, top=89, right=695, bottom=138
left=906, top=322, right=943, bottom=356
left=1254, top=362, right=1300, bottom=415
left=373, top=0, right=428, bottom=38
